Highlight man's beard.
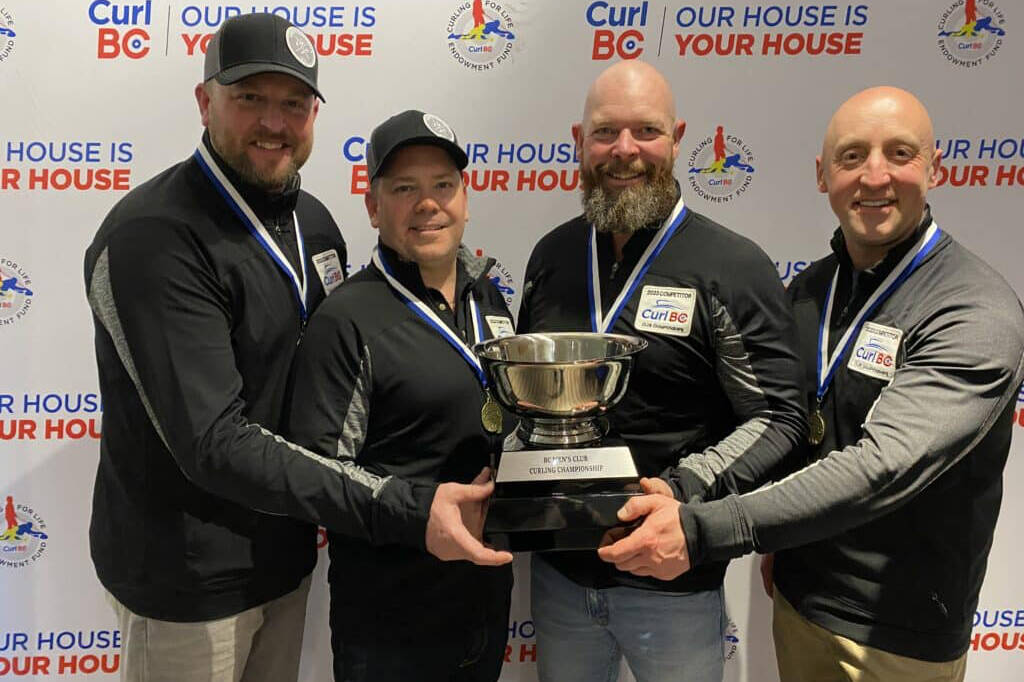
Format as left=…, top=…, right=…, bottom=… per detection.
left=581, top=160, right=678, bottom=234
left=211, top=130, right=309, bottom=193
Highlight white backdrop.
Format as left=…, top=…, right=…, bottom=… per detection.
left=2, top=0, right=1023, bottom=680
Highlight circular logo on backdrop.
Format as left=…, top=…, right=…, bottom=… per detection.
left=446, top=0, right=518, bottom=71
left=286, top=26, right=317, bottom=68
left=474, top=248, right=517, bottom=309
left=723, top=618, right=740, bottom=661
left=0, top=6, right=16, bottom=63
left=0, top=256, right=34, bottom=326
left=687, top=125, right=756, bottom=203
left=423, top=113, right=456, bottom=142
left=1, top=496, right=49, bottom=569
left=936, top=0, right=1006, bottom=67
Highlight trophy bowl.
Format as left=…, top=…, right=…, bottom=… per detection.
left=475, top=332, right=647, bottom=446
left=474, top=332, right=648, bottom=551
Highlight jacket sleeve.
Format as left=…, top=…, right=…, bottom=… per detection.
left=681, top=291, right=1024, bottom=566
left=664, top=249, right=808, bottom=503
left=86, top=218, right=434, bottom=549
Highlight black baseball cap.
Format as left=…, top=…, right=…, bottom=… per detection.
left=366, top=110, right=469, bottom=181
left=204, top=13, right=325, bottom=102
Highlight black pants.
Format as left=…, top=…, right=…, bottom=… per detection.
left=330, top=591, right=512, bottom=682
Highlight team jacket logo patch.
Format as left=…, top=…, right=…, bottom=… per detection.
left=634, top=286, right=696, bottom=336
left=312, top=249, right=344, bottom=295
left=485, top=315, right=515, bottom=338
left=848, top=321, right=902, bottom=381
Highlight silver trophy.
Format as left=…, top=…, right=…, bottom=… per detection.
left=475, top=332, right=647, bottom=551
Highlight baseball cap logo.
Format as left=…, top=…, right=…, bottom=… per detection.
left=423, top=113, right=455, bottom=142
left=286, top=26, right=316, bottom=68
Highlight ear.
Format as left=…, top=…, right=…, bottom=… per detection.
left=195, top=83, right=211, bottom=127
left=816, top=156, right=828, bottom=194
left=311, top=98, right=320, bottom=123
left=671, top=119, right=686, bottom=160
left=571, top=122, right=583, bottom=149
left=364, top=191, right=380, bottom=229
left=927, top=146, right=942, bottom=189
left=461, top=182, right=469, bottom=224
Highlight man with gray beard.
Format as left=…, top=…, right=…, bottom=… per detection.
left=517, top=60, right=806, bottom=682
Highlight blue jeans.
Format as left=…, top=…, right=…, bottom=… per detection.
left=531, top=554, right=725, bottom=682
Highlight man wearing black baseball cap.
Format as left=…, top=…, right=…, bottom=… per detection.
left=85, top=12, right=351, bottom=682
left=286, top=110, right=515, bottom=681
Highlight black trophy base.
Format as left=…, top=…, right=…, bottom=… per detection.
left=483, top=437, right=643, bottom=552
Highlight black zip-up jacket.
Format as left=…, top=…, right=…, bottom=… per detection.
left=286, top=244, right=514, bottom=642
left=519, top=199, right=806, bottom=592
left=84, top=136, right=348, bottom=621
left=681, top=215, right=1024, bottom=661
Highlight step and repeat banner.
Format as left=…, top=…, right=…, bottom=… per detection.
left=2, top=0, right=1023, bottom=679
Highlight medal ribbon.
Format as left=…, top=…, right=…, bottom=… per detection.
left=816, top=222, right=942, bottom=403
left=588, top=197, right=688, bottom=333
left=194, top=142, right=309, bottom=320
left=372, top=247, right=487, bottom=388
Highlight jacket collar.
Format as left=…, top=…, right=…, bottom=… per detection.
left=200, top=131, right=300, bottom=223
left=375, top=242, right=495, bottom=301
left=830, top=205, right=934, bottom=279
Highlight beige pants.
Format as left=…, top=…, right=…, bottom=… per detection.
left=106, top=576, right=311, bottom=682
left=773, top=590, right=967, bottom=682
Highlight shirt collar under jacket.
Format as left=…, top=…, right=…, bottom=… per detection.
left=200, top=131, right=301, bottom=224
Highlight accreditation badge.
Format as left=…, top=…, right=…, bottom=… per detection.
left=633, top=286, right=696, bottom=336
left=847, top=321, right=902, bottom=381
left=312, top=249, right=344, bottom=295
left=485, top=315, right=515, bottom=338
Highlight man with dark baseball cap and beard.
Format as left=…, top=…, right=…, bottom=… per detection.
left=517, top=60, right=806, bottom=682
left=85, top=12, right=349, bottom=682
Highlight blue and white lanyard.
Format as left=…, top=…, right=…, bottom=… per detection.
left=587, top=197, right=688, bottom=333
left=194, top=142, right=309, bottom=320
left=816, top=222, right=942, bottom=403
left=372, top=247, right=487, bottom=388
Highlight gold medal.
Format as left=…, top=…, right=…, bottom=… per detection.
left=481, top=393, right=503, bottom=434
left=808, top=409, right=826, bottom=446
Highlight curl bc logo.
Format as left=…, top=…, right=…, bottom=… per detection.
left=446, top=0, right=518, bottom=71
left=0, top=257, right=34, bottom=326
left=1, top=495, right=48, bottom=568
left=0, top=6, right=16, bottom=63
left=937, top=0, right=1007, bottom=68
left=687, top=125, right=756, bottom=204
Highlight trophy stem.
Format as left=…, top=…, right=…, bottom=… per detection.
left=517, top=416, right=608, bottom=447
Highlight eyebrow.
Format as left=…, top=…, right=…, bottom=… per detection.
left=386, top=171, right=459, bottom=183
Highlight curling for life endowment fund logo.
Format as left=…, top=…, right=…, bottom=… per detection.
left=1, top=495, right=48, bottom=568
left=0, top=6, right=15, bottom=63
left=1014, top=383, right=1024, bottom=430
left=446, top=0, right=518, bottom=70
left=687, top=125, right=755, bottom=203
left=723, top=618, right=740, bottom=661
left=0, top=257, right=34, bottom=326
left=474, top=248, right=517, bottom=309
left=937, top=0, right=1006, bottom=67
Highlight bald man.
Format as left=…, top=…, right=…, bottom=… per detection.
left=601, top=87, right=1024, bottom=680
left=517, top=61, right=806, bottom=682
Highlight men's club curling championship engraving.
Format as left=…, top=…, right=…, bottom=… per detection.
left=475, top=332, right=647, bottom=551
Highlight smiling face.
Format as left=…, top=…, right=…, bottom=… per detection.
left=196, top=72, right=318, bottom=192
left=574, top=61, right=685, bottom=234
left=817, top=87, right=941, bottom=269
left=365, top=144, right=468, bottom=272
